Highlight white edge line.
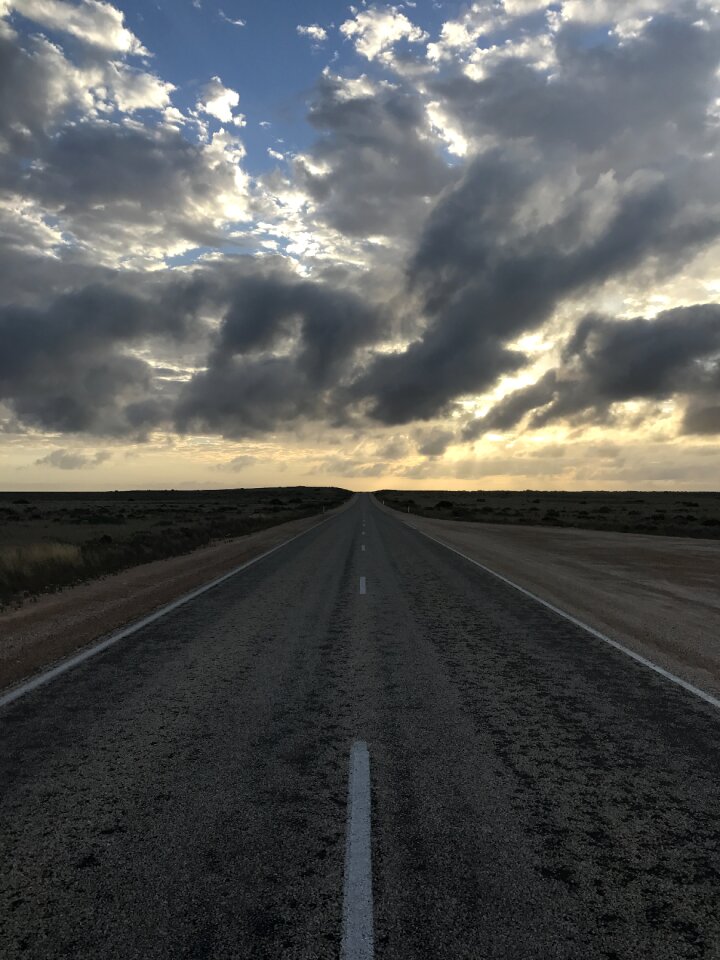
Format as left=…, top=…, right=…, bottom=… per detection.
left=407, top=523, right=720, bottom=712
left=342, top=740, right=374, bottom=960
left=0, top=514, right=335, bottom=711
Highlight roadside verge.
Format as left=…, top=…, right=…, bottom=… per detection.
left=373, top=496, right=720, bottom=703
left=0, top=499, right=352, bottom=695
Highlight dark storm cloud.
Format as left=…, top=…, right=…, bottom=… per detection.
left=683, top=402, right=720, bottom=434
left=0, top=32, right=60, bottom=152
left=0, top=250, right=390, bottom=439
left=347, top=10, right=720, bottom=427
left=470, top=305, right=720, bottom=435
left=3, top=2, right=720, bottom=450
left=175, top=271, right=386, bottom=436
left=415, top=427, right=455, bottom=457
left=31, top=124, right=225, bottom=215
left=294, top=71, right=454, bottom=237
left=355, top=151, right=720, bottom=424
left=463, top=371, right=558, bottom=440
left=0, top=283, right=199, bottom=435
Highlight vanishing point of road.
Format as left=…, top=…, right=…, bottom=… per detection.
left=1, top=494, right=719, bottom=958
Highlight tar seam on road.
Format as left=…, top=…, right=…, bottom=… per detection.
left=0, top=515, right=335, bottom=711
left=410, top=525, right=720, bottom=712
left=342, top=741, right=374, bottom=960
left=359, top=577, right=367, bottom=595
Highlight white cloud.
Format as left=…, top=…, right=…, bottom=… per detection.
left=340, top=5, right=427, bottom=61
left=502, top=0, right=549, bottom=14
left=427, top=3, right=501, bottom=61
left=107, top=63, right=175, bottom=113
left=197, top=76, right=244, bottom=125
left=219, top=9, right=245, bottom=27
left=10, top=0, right=147, bottom=54
left=320, top=67, right=379, bottom=101
left=297, top=23, right=328, bottom=43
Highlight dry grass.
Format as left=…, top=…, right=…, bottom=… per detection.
left=377, top=489, right=720, bottom=538
left=0, top=542, right=83, bottom=600
left=0, top=486, right=351, bottom=608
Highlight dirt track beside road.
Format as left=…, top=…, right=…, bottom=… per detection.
left=398, top=509, right=720, bottom=700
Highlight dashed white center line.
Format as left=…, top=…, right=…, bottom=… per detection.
left=361, top=545, right=365, bottom=552
left=342, top=741, right=374, bottom=960
left=359, top=577, right=366, bottom=594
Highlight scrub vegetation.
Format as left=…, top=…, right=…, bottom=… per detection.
left=378, top=490, right=720, bottom=539
left=0, top=487, right=350, bottom=608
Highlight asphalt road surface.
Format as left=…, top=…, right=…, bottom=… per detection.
left=2, top=494, right=719, bottom=959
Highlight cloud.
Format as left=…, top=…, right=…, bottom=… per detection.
left=0, top=281, right=203, bottom=435
left=471, top=305, right=720, bottom=435
left=10, top=0, right=147, bottom=54
left=349, top=11, right=720, bottom=426
left=294, top=70, right=453, bottom=238
left=219, top=9, right=245, bottom=27
left=176, top=266, right=387, bottom=437
left=297, top=24, right=328, bottom=43
left=12, top=121, right=250, bottom=261
left=435, top=14, right=720, bottom=154
left=415, top=426, right=454, bottom=457
left=197, top=76, right=244, bottom=125
left=106, top=63, right=175, bottom=112
left=220, top=454, right=257, bottom=470
left=35, top=448, right=111, bottom=469
left=3, top=0, right=720, bottom=474
left=340, top=5, right=427, bottom=62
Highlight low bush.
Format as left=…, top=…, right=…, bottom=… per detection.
left=0, top=491, right=350, bottom=607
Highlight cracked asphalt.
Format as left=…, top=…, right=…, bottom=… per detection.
left=1, top=494, right=719, bottom=959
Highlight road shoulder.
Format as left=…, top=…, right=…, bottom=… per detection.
left=373, top=497, right=720, bottom=701
left=0, top=500, right=352, bottom=692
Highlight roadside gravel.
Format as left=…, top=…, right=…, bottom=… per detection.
left=388, top=506, right=720, bottom=700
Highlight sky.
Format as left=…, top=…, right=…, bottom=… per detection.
left=1, top=0, right=720, bottom=491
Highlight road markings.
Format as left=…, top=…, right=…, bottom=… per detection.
left=359, top=577, right=367, bottom=594
left=0, top=516, right=336, bottom=711
left=342, top=741, right=374, bottom=960
left=361, top=545, right=366, bottom=552
left=410, top=526, right=720, bottom=712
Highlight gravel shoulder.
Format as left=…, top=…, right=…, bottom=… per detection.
left=381, top=503, right=720, bottom=700
left=0, top=500, right=352, bottom=692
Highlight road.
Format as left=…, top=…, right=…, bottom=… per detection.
left=1, top=494, right=719, bottom=959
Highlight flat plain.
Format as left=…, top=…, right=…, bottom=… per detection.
left=0, top=486, right=350, bottom=609
left=378, top=488, right=720, bottom=538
